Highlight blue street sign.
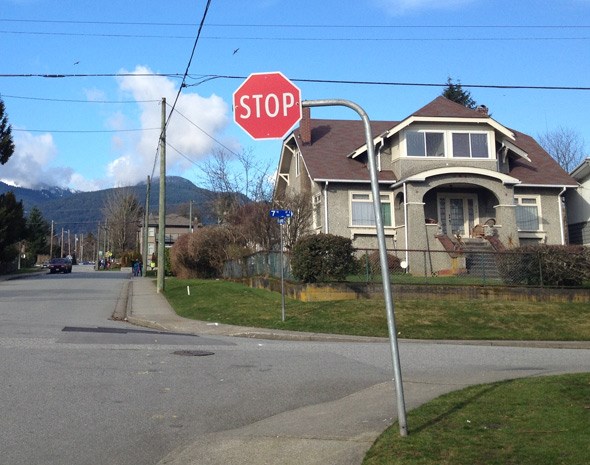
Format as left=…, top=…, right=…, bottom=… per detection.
left=269, top=209, right=293, bottom=218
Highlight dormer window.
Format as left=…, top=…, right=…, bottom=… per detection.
left=407, top=131, right=445, bottom=157
left=403, top=128, right=492, bottom=159
left=452, top=132, right=489, bottom=158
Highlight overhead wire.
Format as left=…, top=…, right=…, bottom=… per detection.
left=149, top=0, right=213, bottom=183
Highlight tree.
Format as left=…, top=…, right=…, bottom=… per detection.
left=25, top=206, right=50, bottom=265
left=199, top=148, right=273, bottom=224
left=101, top=188, right=143, bottom=255
left=441, top=77, right=477, bottom=109
left=0, top=97, right=15, bottom=165
left=0, top=192, right=26, bottom=263
left=538, top=126, right=586, bottom=173
left=274, top=191, right=314, bottom=250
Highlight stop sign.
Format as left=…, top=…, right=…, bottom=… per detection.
left=233, top=72, right=302, bottom=140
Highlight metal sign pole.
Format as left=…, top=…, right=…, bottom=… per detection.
left=302, top=99, right=408, bottom=437
left=280, top=220, right=286, bottom=322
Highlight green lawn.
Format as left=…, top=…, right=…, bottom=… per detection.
left=363, top=373, right=590, bottom=465
left=163, top=278, right=590, bottom=340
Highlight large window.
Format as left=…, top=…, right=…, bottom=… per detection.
left=351, top=192, right=392, bottom=227
left=406, top=131, right=445, bottom=157
left=405, top=129, right=492, bottom=159
left=452, top=132, right=489, bottom=158
left=515, top=196, right=540, bottom=231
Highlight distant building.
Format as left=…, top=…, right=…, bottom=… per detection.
left=139, top=213, right=192, bottom=258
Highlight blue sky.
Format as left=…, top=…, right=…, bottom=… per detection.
left=1, top=0, right=589, bottom=191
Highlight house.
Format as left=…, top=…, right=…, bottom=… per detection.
left=567, top=158, right=590, bottom=245
left=139, top=213, right=192, bottom=259
left=274, top=96, right=578, bottom=275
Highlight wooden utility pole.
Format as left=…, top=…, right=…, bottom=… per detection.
left=50, top=220, right=54, bottom=258
left=143, top=175, right=150, bottom=277
left=157, top=98, right=166, bottom=293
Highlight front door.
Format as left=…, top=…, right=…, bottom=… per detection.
left=438, top=194, right=478, bottom=237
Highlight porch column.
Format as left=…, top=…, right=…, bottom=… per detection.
left=494, top=203, right=519, bottom=247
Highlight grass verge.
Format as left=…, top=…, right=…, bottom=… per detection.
left=164, top=278, right=590, bottom=340
left=363, top=373, right=590, bottom=465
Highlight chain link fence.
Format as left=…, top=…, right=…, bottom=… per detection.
left=223, top=246, right=590, bottom=288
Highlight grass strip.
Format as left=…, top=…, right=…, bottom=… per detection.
left=363, top=373, right=590, bottom=465
left=164, top=278, right=590, bottom=340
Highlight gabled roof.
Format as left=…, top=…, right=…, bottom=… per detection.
left=570, top=158, right=590, bottom=182
left=287, top=97, right=577, bottom=188
left=292, top=119, right=396, bottom=183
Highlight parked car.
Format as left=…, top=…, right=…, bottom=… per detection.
left=48, top=257, right=72, bottom=274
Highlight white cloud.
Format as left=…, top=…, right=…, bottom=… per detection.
left=1, top=131, right=67, bottom=188
left=374, top=0, right=476, bottom=15
left=109, top=65, right=231, bottom=186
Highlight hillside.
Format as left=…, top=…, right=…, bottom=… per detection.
left=1, top=176, right=223, bottom=235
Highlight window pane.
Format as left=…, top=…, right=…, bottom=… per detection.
left=381, top=203, right=392, bottom=227
left=407, top=131, right=425, bottom=156
left=452, top=133, right=470, bottom=157
left=471, top=133, right=488, bottom=158
left=352, top=202, right=375, bottom=226
left=352, top=193, right=370, bottom=200
left=516, top=205, right=539, bottom=230
left=426, top=132, right=444, bottom=157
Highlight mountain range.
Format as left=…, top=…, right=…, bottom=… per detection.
left=0, top=176, right=221, bottom=235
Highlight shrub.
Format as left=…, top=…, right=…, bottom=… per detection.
left=291, top=233, right=358, bottom=283
left=497, top=245, right=590, bottom=286
left=170, top=227, right=234, bottom=279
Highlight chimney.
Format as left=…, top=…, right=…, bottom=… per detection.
left=299, top=106, right=311, bottom=144
left=476, top=104, right=488, bottom=116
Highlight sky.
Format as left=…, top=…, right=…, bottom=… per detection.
left=1, top=0, right=589, bottom=192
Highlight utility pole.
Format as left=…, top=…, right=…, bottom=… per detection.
left=189, top=200, right=192, bottom=232
left=61, top=228, right=64, bottom=258
left=50, top=220, right=54, bottom=258
left=96, top=222, right=101, bottom=270
left=143, top=175, right=150, bottom=277
left=157, top=97, right=166, bottom=293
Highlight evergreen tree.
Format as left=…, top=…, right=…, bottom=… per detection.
left=0, top=97, right=15, bottom=165
left=0, top=192, right=26, bottom=262
left=442, top=77, right=477, bottom=109
left=26, top=206, right=50, bottom=263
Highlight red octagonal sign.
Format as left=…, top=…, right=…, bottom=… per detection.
left=233, top=72, right=302, bottom=140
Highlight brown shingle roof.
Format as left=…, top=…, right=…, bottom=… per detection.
left=293, top=97, right=576, bottom=187
left=294, top=119, right=396, bottom=182
left=508, top=130, right=577, bottom=186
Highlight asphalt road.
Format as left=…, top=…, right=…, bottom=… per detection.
left=1, top=266, right=589, bottom=465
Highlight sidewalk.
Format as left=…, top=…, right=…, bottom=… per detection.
left=125, top=276, right=590, bottom=350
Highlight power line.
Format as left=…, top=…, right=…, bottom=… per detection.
left=1, top=93, right=159, bottom=104
left=153, top=0, right=213, bottom=179
left=1, top=18, right=589, bottom=29
left=1, top=29, right=589, bottom=42
left=11, top=127, right=159, bottom=134
left=2, top=72, right=589, bottom=91
left=0, top=72, right=184, bottom=79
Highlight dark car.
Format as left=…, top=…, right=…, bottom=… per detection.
left=48, top=257, right=73, bottom=274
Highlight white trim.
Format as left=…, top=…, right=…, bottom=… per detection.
left=517, top=183, right=577, bottom=188
left=315, top=178, right=393, bottom=184
left=391, top=167, right=520, bottom=187
left=514, top=194, right=543, bottom=233
left=500, top=138, right=530, bottom=162
left=323, top=182, right=329, bottom=234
